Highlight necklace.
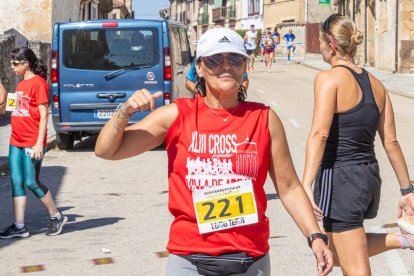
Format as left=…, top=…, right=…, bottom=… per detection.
left=204, top=98, right=240, bottom=122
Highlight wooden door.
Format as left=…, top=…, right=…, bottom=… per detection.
left=306, top=23, right=320, bottom=54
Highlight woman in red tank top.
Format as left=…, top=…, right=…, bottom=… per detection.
left=96, top=28, right=333, bottom=276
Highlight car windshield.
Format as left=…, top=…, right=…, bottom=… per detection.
left=62, top=28, right=160, bottom=70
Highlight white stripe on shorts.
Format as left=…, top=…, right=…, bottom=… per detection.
left=319, top=168, right=332, bottom=217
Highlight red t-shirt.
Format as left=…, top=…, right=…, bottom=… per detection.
left=165, top=96, right=271, bottom=257
left=10, top=75, right=49, bottom=147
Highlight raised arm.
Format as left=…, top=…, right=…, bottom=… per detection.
left=95, top=89, right=178, bottom=160
left=302, top=71, right=337, bottom=220
left=268, top=109, right=333, bottom=276
left=377, top=89, right=414, bottom=216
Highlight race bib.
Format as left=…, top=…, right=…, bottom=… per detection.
left=193, top=179, right=258, bottom=234
left=6, top=93, right=17, bottom=112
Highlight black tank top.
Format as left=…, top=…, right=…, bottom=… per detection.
left=322, top=65, right=380, bottom=167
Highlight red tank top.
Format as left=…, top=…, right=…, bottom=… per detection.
left=165, top=96, right=271, bottom=257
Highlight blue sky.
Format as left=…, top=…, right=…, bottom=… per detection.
left=132, top=0, right=170, bottom=19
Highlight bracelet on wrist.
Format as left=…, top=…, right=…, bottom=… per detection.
left=115, top=103, right=133, bottom=119
left=400, top=183, right=414, bottom=196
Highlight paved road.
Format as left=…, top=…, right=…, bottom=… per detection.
left=0, top=62, right=413, bottom=275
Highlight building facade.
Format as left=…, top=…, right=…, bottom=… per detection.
left=110, top=0, right=133, bottom=19
left=170, top=0, right=252, bottom=44
left=336, top=0, right=414, bottom=73
left=0, top=0, right=133, bottom=92
left=240, top=0, right=264, bottom=30
left=263, top=0, right=335, bottom=55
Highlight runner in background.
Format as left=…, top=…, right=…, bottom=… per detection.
left=272, top=27, right=280, bottom=63
left=283, top=29, right=296, bottom=64
left=264, top=32, right=275, bottom=73
left=244, top=24, right=258, bottom=72
left=260, top=29, right=267, bottom=63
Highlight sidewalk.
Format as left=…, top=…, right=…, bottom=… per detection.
left=301, top=53, right=414, bottom=99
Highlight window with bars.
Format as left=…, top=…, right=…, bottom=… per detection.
left=248, top=0, right=260, bottom=16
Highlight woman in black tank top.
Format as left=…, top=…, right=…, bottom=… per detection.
left=302, top=14, right=414, bottom=275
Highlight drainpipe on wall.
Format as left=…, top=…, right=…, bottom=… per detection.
left=353, top=0, right=356, bottom=21
left=304, top=0, right=308, bottom=56
left=394, top=0, right=399, bottom=73
left=364, top=0, right=368, bottom=65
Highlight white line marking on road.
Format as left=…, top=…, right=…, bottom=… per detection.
left=270, top=100, right=279, bottom=107
left=289, top=118, right=301, bottom=128
left=257, top=89, right=264, bottom=94
left=366, top=226, right=410, bottom=276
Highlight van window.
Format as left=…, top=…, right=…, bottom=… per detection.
left=62, top=28, right=160, bottom=70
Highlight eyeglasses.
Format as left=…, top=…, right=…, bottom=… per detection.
left=10, top=60, right=27, bottom=66
left=201, top=53, right=247, bottom=68
left=321, top=14, right=341, bottom=50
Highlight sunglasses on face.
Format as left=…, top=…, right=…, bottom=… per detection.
left=201, top=53, right=247, bottom=68
left=322, top=14, right=341, bottom=35
left=11, top=60, right=27, bottom=66
left=321, top=14, right=341, bottom=49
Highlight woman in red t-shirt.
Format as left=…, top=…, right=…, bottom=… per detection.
left=96, top=28, right=333, bottom=276
left=0, top=48, right=67, bottom=240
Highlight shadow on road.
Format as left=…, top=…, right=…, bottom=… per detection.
left=0, top=165, right=66, bottom=246
left=62, top=216, right=125, bottom=234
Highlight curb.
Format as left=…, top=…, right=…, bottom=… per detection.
left=0, top=135, right=57, bottom=175
left=301, top=62, right=414, bottom=100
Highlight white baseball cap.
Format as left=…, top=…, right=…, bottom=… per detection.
left=196, top=28, right=249, bottom=59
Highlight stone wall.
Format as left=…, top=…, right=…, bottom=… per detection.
left=399, top=0, right=414, bottom=73
left=0, top=0, right=53, bottom=42
left=52, top=0, right=82, bottom=25
left=0, top=34, right=16, bottom=93
left=0, top=34, right=51, bottom=93
left=29, top=40, right=52, bottom=84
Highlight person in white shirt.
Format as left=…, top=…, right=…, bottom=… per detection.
left=244, top=25, right=258, bottom=72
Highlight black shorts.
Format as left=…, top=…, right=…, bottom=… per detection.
left=246, top=49, right=256, bottom=56
left=314, top=161, right=381, bottom=231
left=323, top=217, right=364, bottom=233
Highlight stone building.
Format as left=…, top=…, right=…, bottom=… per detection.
left=170, top=0, right=262, bottom=45
left=336, top=0, right=414, bottom=73
left=110, top=0, right=133, bottom=19
left=263, top=0, right=335, bottom=55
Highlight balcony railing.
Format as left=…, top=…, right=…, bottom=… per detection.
left=212, top=6, right=236, bottom=22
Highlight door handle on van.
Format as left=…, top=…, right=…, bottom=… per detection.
left=97, top=93, right=126, bottom=102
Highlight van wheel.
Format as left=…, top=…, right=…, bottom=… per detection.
left=56, top=133, right=74, bottom=150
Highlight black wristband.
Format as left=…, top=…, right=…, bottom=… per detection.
left=400, top=184, right=414, bottom=196
left=307, top=233, right=328, bottom=248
